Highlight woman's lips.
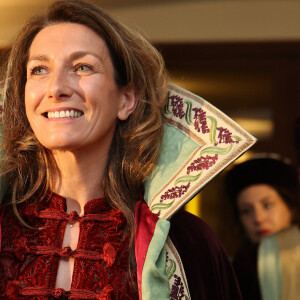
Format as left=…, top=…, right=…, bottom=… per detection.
left=47, top=109, right=83, bottom=119
left=258, top=230, right=271, bottom=237
left=42, top=109, right=84, bottom=119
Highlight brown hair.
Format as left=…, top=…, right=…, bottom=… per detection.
left=1, top=0, right=168, bottom=284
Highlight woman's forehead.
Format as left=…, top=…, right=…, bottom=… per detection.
left=237, top=184, right=281, bottom=206
left=29, top=23, right=108, bottom=60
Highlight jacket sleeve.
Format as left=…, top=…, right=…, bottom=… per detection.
left=169, top=210, right=242, bottom=300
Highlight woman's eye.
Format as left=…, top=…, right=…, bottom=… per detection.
left=239, top=208, right=252, bottom=216
left=264, top=202, right=273, bottom=209
left=30, top=66, right=47, bottom=75
left=76, top=64, right=92, bottom=73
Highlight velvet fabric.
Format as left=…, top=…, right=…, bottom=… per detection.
left=169, top=210, right=242, bottom=300
left=232, top=242, right=261, bottom=300
left=0, top=194, right=137, bottom=299
left=0, top=194, right=242, bottom=299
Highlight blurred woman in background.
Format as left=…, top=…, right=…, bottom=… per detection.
left=225, top=154, right=299, bottom=300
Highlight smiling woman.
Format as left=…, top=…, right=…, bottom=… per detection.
left=25, top=23, right=133, bottom=153
left=0, top=0, right=243, bottom=299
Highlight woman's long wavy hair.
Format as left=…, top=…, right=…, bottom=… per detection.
left=1, top=0, right=168, bottom=285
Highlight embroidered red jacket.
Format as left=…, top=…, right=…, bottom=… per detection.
left=0, top=194, right=137, bottom=299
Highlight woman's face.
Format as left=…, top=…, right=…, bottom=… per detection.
left=25, top=23, right=135, bottom=153
left=237, top=184, right=293, bottom=243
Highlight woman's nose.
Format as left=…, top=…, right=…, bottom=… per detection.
left=254, top=208, right=265, bottom=224
left=47, top=69, right=73, bottom=101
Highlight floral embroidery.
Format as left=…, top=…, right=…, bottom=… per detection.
left=187, top=154, right=218, bottom=175
left=160, top=183, right=191, bottom=202
left=170, top=275, right=185, bottom=299
left=217, top=127, right=239, bottom=144
left=148, top=84, right=256, bottom=218
left=169, top=95, right=185, bottom=119
left=157, top=92, right=240, bottom=212
left=166, top=238, right=190, bottom=300
left=193, top=107, right=209, bottom=134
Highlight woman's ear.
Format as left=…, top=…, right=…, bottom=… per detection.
left=117, top=85, right=138, bottom=121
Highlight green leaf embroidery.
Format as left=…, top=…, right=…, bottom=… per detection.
left=232, top=135, right=242, bottom=142
left=166, top=259, right=176, bottom=279
left=174, top=171, right=203, bottom=185
left=184, top=100, right=193, bottom=125
left=200, top=144, right=233, bottom=156
left=164, top=104, right=171, bottom=115
left=207, top=116, right=217, bottom=144
left=164, top=92, right=172, bottom=114
left=151, top=200, right=174, bottom=211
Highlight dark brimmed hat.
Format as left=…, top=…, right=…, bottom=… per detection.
left=225, top=155, right=299, bottom=207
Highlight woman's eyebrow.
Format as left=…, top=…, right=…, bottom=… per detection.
left=69, top=51, right=103, bottom=62
left=27, top=54, right=50, bottom=64
left=27, top=51, right=104, bottom=64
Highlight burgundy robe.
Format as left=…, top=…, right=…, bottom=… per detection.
left=170, top=210, right=242, bottom=300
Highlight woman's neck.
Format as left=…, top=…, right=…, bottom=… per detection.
left=50, top=146, right=109, bottom=214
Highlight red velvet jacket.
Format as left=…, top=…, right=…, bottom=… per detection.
left=0, top=194, right=241, bottom=300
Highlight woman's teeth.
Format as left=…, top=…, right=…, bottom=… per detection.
left=47, top=110, right=83, bottom=119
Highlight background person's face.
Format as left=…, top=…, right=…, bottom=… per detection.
left=237, top=183, right=293, bottom=243
left=25, top=23, right=129, bottom=153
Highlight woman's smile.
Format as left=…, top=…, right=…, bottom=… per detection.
left=44, top=109, right=84, bottom=119
left=25, top=23, right=129, bottom=152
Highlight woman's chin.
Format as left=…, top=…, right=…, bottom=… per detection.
left=40, top=140, right=80, bottom=152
